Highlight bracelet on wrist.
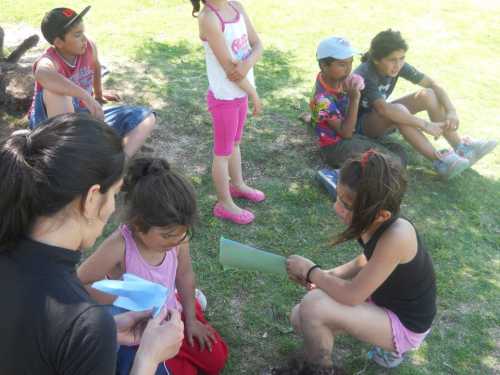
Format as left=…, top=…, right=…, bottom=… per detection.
left=306, top=264, right=321, bottom=284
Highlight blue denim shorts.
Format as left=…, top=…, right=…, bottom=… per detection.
left=29, top=90, right=153, bottom=137
left=109, top=306, right=171, bottom=375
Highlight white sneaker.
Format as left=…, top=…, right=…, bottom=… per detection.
left=195, top=288, right=207, bottom=311
left=432, top=149, right=470, bottom=179
left=456, top=136, right=498, bottom=166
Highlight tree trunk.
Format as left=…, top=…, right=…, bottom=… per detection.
left=0, top=26, right=39, bottom=115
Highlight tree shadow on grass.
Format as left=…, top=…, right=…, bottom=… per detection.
left=105, top=39, right=317, bottom=178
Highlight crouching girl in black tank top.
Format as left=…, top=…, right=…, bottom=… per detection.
left=285, top=150, right=436, bottom=373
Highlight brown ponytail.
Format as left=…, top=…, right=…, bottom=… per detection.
left=333, top=150, right=407, bottom=245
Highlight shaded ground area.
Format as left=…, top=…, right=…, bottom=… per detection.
left=0, top=24, right=44, bottom=139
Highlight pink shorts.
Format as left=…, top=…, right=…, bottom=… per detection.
left=369, top=300, right=430, bottom=356
left=207, top=90, right=248, bottom=156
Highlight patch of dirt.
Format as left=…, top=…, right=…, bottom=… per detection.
left=0, top=24, right=45, bottom=137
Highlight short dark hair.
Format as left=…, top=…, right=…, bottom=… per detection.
left=0, top=113, right=126, bottom=250
left=318, top=57, right=339, bottom=69
left=361, top=29, right=408, bottom=63
left=334, top=150, right=407, bottom=245
left=122, top=157, right=198, bottom=234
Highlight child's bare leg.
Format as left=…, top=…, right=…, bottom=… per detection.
left=212, top=155, right=243, bottom=214
left=363, top=105, right=439, bottom=160
left=228, top=143, right=244, bottom=186
left=122, top=113, right=156, bottom=157
left=43, top=90, right=75, bottom=117
left=394, top=89, right=461, bottom=148
left=292, top=289, right=395, bottom=367
left=228, top=143, right=258, bottom=193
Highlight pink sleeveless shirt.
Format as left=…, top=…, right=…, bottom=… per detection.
left=119, top=224, right=181, bottom=311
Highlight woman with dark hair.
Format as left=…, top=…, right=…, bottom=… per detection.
left=353, top=29, right=496, bottom=179
left=0, top=113, right=183, bottom=375
left=286, top=150, right=436, bottom=373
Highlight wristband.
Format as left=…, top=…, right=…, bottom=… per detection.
left=306, top=264, right=321, bottom=284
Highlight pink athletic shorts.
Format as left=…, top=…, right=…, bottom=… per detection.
left=368, top=299, right=430, bottom=356
left=207, top=90, right=248, bottom=156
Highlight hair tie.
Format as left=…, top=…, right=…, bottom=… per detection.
left=25, top=134, right=32, bottom=153
left=360, top=149, right=376, bottom=172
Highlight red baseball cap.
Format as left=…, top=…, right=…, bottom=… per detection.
left=41, top=6, right=91, bottom=44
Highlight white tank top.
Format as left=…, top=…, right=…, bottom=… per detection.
left=202, top=1, right=255, bottom=100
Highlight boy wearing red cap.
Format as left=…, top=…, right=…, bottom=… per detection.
left=28, top=6, right=156, bottom=157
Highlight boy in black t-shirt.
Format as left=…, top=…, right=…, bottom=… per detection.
left=354, top=29, right=497, bottom=179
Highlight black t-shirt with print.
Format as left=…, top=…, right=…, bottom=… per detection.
left=354, top=61, right=425, bottom=116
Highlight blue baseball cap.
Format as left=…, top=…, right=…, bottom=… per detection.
left=316, top=36, right=358, bottom=60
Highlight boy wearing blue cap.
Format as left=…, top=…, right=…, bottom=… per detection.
left=28, top=6, right=156, bottom=157
left=310, top=36, right=407, bottom=169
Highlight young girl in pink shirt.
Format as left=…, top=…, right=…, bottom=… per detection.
left=78, top=157, right=228, bottom=375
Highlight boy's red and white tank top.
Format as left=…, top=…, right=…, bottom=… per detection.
left=202, top=1, right=255, bottom=100
left=31, top=40, right=95, bottom=110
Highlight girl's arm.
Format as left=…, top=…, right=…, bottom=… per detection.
left=326, top=253, right=367, bottom=280
left=372, top=98, right=445, bottom=138
left=175, top=242, right=217, bottom=351
left=288, top=219, right=417, bottom=305
left=175, top=242, right=196, bottom=324
left=226, top=1, right=263, bottom=81
left=77, top=229, right=126, bottom=304
left=418, top=75, right=459, bottom=130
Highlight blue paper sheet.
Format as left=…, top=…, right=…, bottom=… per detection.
left=92, top=273, right=170, bottom=317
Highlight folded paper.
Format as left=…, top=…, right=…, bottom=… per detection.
left=92, top=273, right=170, bottom=317
left=219, top=237, right=286, bottom=275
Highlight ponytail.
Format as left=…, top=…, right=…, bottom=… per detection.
left=333, top=150, right=407, bottom=245
left=190, top=0, right=205, bottom=17
left=361, top=51, right=370, bottom=63
left=0, top=113, right=125, bottom=250
left=0, top=132, right=40, bottom=248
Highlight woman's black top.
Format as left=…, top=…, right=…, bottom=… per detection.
left=358, top=217, right=437, bottom=333
left=0, top=238, right=117, bottom=374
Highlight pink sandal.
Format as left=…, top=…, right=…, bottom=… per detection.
left=229, top=185, right=266, bottom=203
left=213, top=203, right=255, bottom=224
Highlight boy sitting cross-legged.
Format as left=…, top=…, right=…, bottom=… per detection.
left=28, top=6, right=156, bottom=157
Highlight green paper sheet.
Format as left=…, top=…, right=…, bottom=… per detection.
left=219, top=237, right=286, bottom=275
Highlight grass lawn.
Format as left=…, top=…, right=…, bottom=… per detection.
left=2, top=1, right=499, bottom=374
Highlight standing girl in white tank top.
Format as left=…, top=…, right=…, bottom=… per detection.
left=192, top=0, right=265, bottom=225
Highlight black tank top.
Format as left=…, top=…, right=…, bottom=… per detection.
left=358, top=216, right=436, bottom=333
